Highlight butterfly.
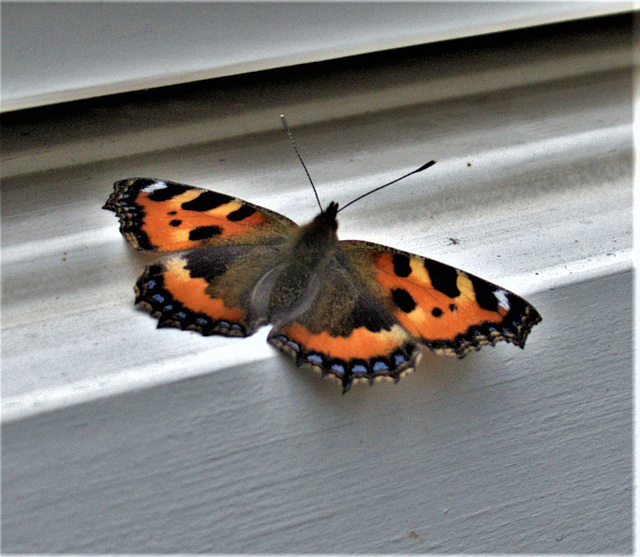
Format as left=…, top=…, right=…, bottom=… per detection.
left=104, top=168, right=541, bottom=393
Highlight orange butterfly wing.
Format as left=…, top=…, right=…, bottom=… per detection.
left=267, top=258, right=421, bottom=392
left=104, top=178, right=298, bottom=337
left=103, top=178, right=296, bottom=251
left=133, top=244, right=287, bottom=337
left=342, top=240, right=542, bottom=357
left=105, top=179, right=541, bottom=393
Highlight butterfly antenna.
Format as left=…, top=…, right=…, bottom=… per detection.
left=338, top=160, right=437, bottom=213
left=281, top=115, right=323, bottom=212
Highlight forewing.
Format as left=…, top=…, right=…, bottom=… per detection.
left=104, top=178, right=297, bottom=251
left=341, top=240, right=542, bottom=357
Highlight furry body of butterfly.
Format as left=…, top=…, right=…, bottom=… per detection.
left=104, top=178, right=541, bottom=393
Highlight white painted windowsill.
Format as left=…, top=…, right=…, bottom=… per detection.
left=2, top=14, right=634, bottom=553
left=1, top=1, right=631, bottom=111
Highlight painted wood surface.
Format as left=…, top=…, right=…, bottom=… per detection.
left=2, top=15, right=633, bottom=553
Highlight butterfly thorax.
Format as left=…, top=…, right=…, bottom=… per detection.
left=263, top=203, right=340, bottom=323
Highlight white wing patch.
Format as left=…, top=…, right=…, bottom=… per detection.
left=141, top=181, right=168, bottom=193
left=494, top=289, right=511, bottom=311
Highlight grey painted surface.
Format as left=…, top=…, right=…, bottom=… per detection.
left=1, top=1, right=631, bottom=110
left=2, top=16, right=634, bottom=553
left=2, top=273, right=634, bottom=553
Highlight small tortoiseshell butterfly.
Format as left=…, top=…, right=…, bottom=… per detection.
left=104, top=143, right=540, bottom=392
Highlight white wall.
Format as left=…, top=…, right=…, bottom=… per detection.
left=1, top=1, right=631, bottom=110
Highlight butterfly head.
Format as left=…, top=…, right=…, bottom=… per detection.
left=294, top=201, right=340, bottom=252
left=318, top=201, right=339, bottom=231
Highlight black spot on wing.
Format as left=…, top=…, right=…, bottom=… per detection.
left=392, top=254, right=412, bottom=277
left=431, top=307, right=443, bottom=317
left=183, top=250, right=228, bottom=280
left=424, top=259, right=460, bottom=298
left=391, top=288, right=417, bottom=313
left=146, top=263, right=163, bottom=277
left=133, top=178, right=156, bottom=187
left=469, top=276, right=500, bottom=312
left=181, top=191, right=233, bottom=212
left=345, top=290, right=402, bottom=334
left=169, top=219, right=182, bottom=227
left=182, top=245, right=256, bottom=281
left=227, top=205, right=256, bottom=221
left=148, top=183, right=190, bottom=202
left=189, top=226, right=223, bottom=241
left=349, top=294, right=388, bottom=332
